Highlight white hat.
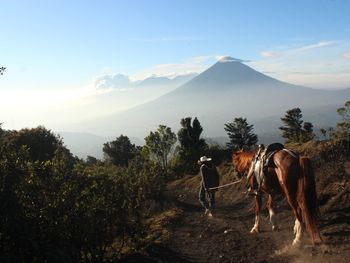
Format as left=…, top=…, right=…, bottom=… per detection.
left=199, top=156, right=212, bottom=163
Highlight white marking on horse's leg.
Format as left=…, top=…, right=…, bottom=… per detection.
left=269, top=208, right=277, bottom=231
left=250, top=215, right=260, bottom=233
left=292, top=219, right=303, bottom=246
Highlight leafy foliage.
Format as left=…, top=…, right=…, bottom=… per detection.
left=279, top=108, right=314, bottom=143
left=142, top=125, right=177, bottom=170
left=333, top=100, right=350, bottom=140
left=0, top=127, right=166, bottom=262
left=224, top=117, right=258, bottom=150
left=3, top=126, right=64, bottom=162
left=177, top=117, right=207, bottom=174
left=0, top=123, right=6, bottom=143
left=103, top=135, right=139, bottom=167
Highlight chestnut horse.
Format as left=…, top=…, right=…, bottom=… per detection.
left=232, top=149, right=321, bottom=246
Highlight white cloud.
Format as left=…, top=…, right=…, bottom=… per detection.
left=216, top=56, right=247, bottom=63
left=260, top=51, right=282, bottom=58
left=260, top=41, right=335, bottom=59
left=252, top=40, right=350, bottom=88
left=93, top=73, right=131, bottom=89
left=294, top=41, right=335, bottom=52
left=132, top=55, right=215, bottom=80
left=344, top=52, right=350, bottom=60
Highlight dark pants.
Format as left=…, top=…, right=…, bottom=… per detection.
left=199, top=184, right=215, bottom=210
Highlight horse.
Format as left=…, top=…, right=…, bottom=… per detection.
left=232, top=148, right=321, bottom=246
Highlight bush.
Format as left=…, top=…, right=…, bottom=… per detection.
left=0, top=128, right=167, bottom=262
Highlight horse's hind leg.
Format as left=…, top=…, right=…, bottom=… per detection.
left=251, top=195, right=262, bottom=233
left=287, top=197, right=304, bottom=246
left=267, top=194, right=278, bottom=231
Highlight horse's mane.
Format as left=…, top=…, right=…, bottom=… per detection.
left=232, top=150, right=255, bottom=174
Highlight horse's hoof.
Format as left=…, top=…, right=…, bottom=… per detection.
left=292, top=239, right=301, bottom=247
left=272, top=225, right=279, bottom=232
left=250, top=228, right=259, bottom=234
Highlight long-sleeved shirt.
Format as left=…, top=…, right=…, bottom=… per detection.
left=200, top=163, right=219, bottom=191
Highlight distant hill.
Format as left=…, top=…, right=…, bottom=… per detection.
left=59, top=132, right=142, bottom=159
left=66, top=56, right=349, bottom=154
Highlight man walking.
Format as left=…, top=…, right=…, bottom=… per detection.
left=198, top=156, right=219, bottom=217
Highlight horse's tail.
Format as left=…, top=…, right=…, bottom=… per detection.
left=298, top=156, right=321, bottom=245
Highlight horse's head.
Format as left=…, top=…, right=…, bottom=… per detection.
left=246, top=156, right=256, bottom=183
left=232, top=149, right=255, bottom=178
left=232, top=149, right=241, bottom=164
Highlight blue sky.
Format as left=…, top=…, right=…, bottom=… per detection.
left=1, top=0, right=350, bottom=130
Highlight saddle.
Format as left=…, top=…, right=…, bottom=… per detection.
left=262, top=143, right=285, bottom=168
left=251, top=143, right=285, bottom=190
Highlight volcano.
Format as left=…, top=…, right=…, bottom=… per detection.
left=71, top=57, right=350, bottom=144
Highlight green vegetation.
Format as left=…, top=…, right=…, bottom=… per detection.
left=102, top=135, right=139, bottom=167
left=333, top=100, right=350, bottom=141
left=142, top=125, right=177, bottom=170
left=224, top=117, right=258, bottom=150
left=0, top=127, right=165, bottom=262
left=177, top=117, right=207, bottom=174
left=279, top=107, right=315, bottom=143
left=0, top=100, right=349, bottom=262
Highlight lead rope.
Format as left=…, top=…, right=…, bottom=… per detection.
left=206, top=178, right=244, bottom=191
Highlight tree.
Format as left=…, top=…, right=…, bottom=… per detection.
left=86, top=155, right=98, bottom=165
left=103, top=135, right=138, bottom=167
left=142, top=125, right=177, bottom=169
left=224, top=117, right=258, bottom=150
left=0, top=66, right=5, bottom=75
left=0, top=126, right=77, bottom=262
left=177, top=117, right=207, bottom=173
left=0, top=123, right=6, bottom=143
left=333, top=100, right=350, bottom=140
left=0, top=125, right=168, bottom=261
left=2, top=126, right=64, bottom=162
left=320, top=128, right=327, bottom=140
left=302, top=121, right=315, bottom=142
left=279, top=108, right=314, bottom=143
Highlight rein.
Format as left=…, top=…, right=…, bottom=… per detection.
left=206, top=178, right=243, bottom=191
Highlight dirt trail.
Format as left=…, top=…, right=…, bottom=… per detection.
left=125, top=159, right=350, bottom=263
left=155, top=190, right=350, bottom=263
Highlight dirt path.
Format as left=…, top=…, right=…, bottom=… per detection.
left=125, top=159, right=350, bottom=263
left=156, top=194, right=350, bottom=263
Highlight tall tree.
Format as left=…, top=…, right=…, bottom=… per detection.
left=224, top=117, right=258, bottom=150
left=103, top=135, right=138, bottom=167
left=333, top=100, right=350, bottom=140
left=302, top=121, right=315, bottom=141
left=177, top=117, right=207, bottom=173
left=279, top=108, right=314, bottom=143
left=142, top=125, right=177, bottom=169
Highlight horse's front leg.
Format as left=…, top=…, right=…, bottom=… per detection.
left=267, top=194, right=278, bottom=231
left=250, top=195, right=262, bottom=233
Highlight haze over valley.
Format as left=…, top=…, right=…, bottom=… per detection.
left=1, top=1, right=350, bottom=159
left=59, top=57, right=349, bottom=158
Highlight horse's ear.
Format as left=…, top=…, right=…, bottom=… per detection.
left=232, top=149, right=241, bottom=156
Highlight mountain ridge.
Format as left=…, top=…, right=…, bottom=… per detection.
left=64, top=59, right=350, bottom=157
